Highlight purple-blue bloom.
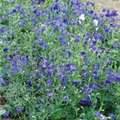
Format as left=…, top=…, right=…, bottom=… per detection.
left=3, top=111, right=10, bottom=117
left=63, top=96, right=68, bottom=102
left=16, top=106, right=24, bottom=113
left=108, top=113, right=116, bottom=120
left=48, top=93, right=55, bottom=97
left=0, top=28, right=4, bottom=34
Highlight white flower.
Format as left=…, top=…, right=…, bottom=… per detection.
left=96, top=27, right=99, bottom=31
left=93, top=19, right=98, bottom=26
left=79, top=14, right=86, bottom=21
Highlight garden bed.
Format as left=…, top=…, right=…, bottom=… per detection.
left=0, top=0, right=120, bottom=120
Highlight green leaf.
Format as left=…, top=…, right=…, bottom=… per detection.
left=0, top=109, right=6, bottom=116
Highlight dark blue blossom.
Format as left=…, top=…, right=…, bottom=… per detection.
left=19, top=20, right=26, bottom=27
left=57, top=84, right=62, bottom=89
left=54, top=25, right=58, bottom=32
left=89, top=10, right=94, bottom=14
left=46, top=79, right=53, bottom=86
left=94, top=111, right=102, bottom=118
left=108, top=75, right=120, bottom=82
left=0, top=80, right=8, bottom=86
left=93, top=102, right=98, bottom=107
left=108, top=113, right=116, bottom=120
left=35, top=69, right=40, bottom=76
left=1, top=16, right=6, bottom=22
left=19, top=8, right=24, bottom=15
left=39, top=61, right=48, bottom=70
left=92, top=71, right=98, bottom=77
left=33, top=9, right=40, bottom=17
left=102, top=8, right=106, bottom=13
left=46, top=89, right=50, bottom=93
left=0, top=28, right=4, bottom=34
left=31, top=17, right=37, bottom=25
left=72, top=81, right=79, bottom=86
left=67, top=50, right=71, bottom=57
left=81, top=51, right=86, bottom=56
left=28, top=80, right=33, bottom=86
left=16, top=106, right=24, bottom=113
left=3, top=111, right=10, bottom=117
left=11, top=9, right=16, bottom=14
left=35, top=105, right=40, bottom=111
left=81, top=70, right=87, bottom=78
left=104, top=25, right=110, bottom=33
left=80, top=97, right=91, bottom=105
left=16, top=5, right=21, bottom=10
left=86, top=1, right=94, bottom=7
left=114, top=76, right=120, bottom=82
left=98, top=34, right=104, bottom=41
left=63, top=96, right=68, bottom=102
left=48, top=93, right=55, bottom=97
left=53, top=4, right=59, bottom=10
left=65, top=62, right=73, bottom=70
left=0, top=74, right=3, bottom=78
left=61, top=40, right=67, bottom=45
left=61, top=76, right=66, bottom=83
left=75, top=35, right=80, bottom=42
left=91, top=84, right=99, bottom=90
left=36, top=85, right=40, bottom=91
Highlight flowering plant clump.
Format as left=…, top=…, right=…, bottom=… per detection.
left=0, top=0, right=120, bottom=119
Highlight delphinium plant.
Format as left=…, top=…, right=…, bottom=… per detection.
left=0, top=0, right=120, bottom=120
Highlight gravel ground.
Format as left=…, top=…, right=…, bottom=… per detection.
left=91, top=0, right=120, bottom=13
left=91, top=0, right=120, bottom=25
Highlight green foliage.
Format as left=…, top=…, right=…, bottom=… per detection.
left=0, top=0, right=120, bottom=120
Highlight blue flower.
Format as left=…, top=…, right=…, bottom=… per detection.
left=35, top=105, right=40, bottom=111
left=28, top=80, right=33, bottom=86
left=75, top=35, right=80, bottom=42
left=16, top=106, right=24, bottom=113
left=108, top=113, right=116, bottom=120
left=37, top=0, right=45, bottom=4
left=0, top=80, right=8, bottom=86
left=3, top=111, right=10, bottom=117
left=57, top=84, right=62, bottom=89
left=67, top=51, right=71, bottom=57
left=46, top=89, right=50, bottom=93
left=63, top=96, right=68, bottom=102
left=36, top=85, right=40, bottom=91
left=61, top=76, right=66, bottom=83
left=19, top=8, right=24, bottom=15
left=90, top=83, right=99, bottom=90
left=11, top=9, right=16, bottom=14
left=92, top=71, right=98, bottom=77
left=114, top=76, right=120, bottom=82
left=81, top=51, right=86, bottom=56
left=94, top=111, right=102, bottom=118
left=53, top=4, right=59, bottom=10
left=35, top=69, right=40, bottom=76
left=80, top=97, right=91, bottom=105
left=0, top=74, right=3, bottom=78
left=0, top=28, right=4, bottom=34
left=108, top=75, right=120, bottom=82
left=48, top=93, right=55, bottom=97
left=102, top=8, right=106, bottom=13
left=72, top=81, right=79, bottom=86
left=63, top=18, right=68, bottom=24
left=46, top=79, right=53, bottom=86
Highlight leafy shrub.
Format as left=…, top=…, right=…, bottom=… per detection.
left=0, top=0, right=120, bottom=120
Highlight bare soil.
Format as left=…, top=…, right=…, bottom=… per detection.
left=90, top=0, right=120, bottom=25
left=91, top=0, right=120, bottom=13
